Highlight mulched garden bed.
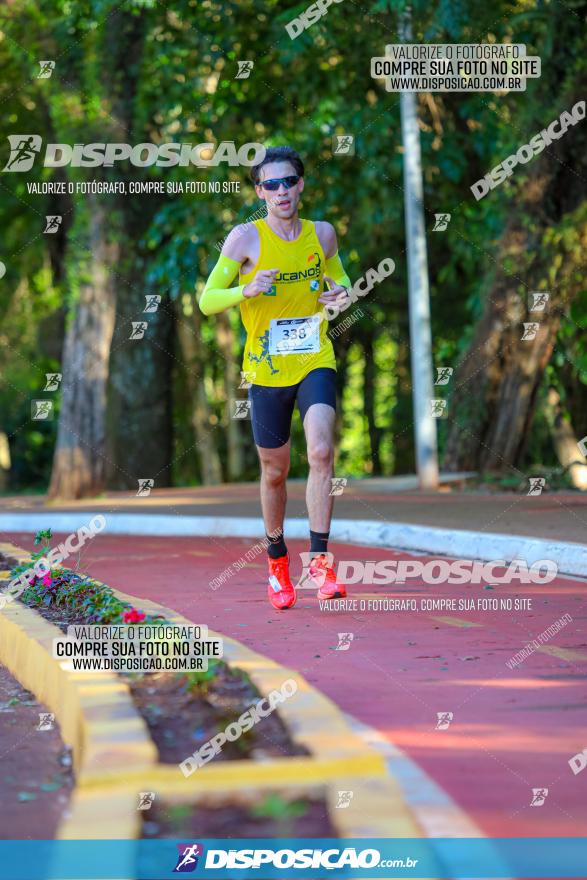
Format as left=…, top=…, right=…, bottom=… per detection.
left=142, top=794, right=335, bottom=839
left=129, top=667, right=307, bottom=764
left=0, top=662, right=74, bottom=839
left=0, top=546, right=308, bottom=767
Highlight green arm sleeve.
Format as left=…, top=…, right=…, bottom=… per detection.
left=325, top=251, right=351, bottom=289
left=199, top=254, right=246, bottom=316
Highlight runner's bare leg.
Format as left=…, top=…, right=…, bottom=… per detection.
left=257, top=440, right=291, bottom=537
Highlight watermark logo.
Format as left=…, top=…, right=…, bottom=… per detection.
left=235, top=61, right=254, bottom=79
left=130, top=321, right=148, bottom=340
left=530, top=788, right=548, bottom=806
left=179, top=679, right=298, bottom=777
left=3, top=135, right=43, bottom=171
left=0, top=515, right=107, bottom=612
left=332, top=134, right=355, bottom=156
left=319, top=257, right=395, bottom=322
left=326, top=306, right=363, bottom=342
left=173, top=844, right=204, bottom=873
left=432, top=213, right=451, bottom=231
left=471, top=101, right=585, bottom=200
left=208, top=530, right=282, bottom=591
left=506, top=613, right=572, bottom=669
left=44, top=373, right=62, bottom=391
left=31, top=400, right=54, bottom=420
left=37, top=61, right=55, bottom=79
left=44, top=215, right=62, bottom=233
left=3, top=137, right=266, bottom=171
left=239, top=370, right=256, bottom=389
left=36, top=712, right=55, bottom=731
left=202, top=846, right=399, bottom=871
left=521, top=322, right=539, bottom=341
left=435, top=366, right=453, bottom=385
left=435, top=711, right=453, bottom=730
left=136, top=478, right=155, bottom=497
left=215, top=204, right=269, bottom=252
left=336, top=790, right=354, bottom=808
left=310, top=557, right=557, bottom=586
left=138, top=792, right=156, bottom=810
left=335, top=632, right=354, bottom=651
left=286, top=0, right=345, bottom=40
left=297, top=551, right=335, bottom=590
left=329, top=476, right=347, bottom=496
left=569, top=747, right=587, bottom=776
left=529, top=292, right=549, bottom=312
left=430, top=399, right=447, bottom=418
left=527, top=477, right=545, bottom=496
left=233, top=400, right=251, bottom=420
left=144, top=295, right=161, bottom=313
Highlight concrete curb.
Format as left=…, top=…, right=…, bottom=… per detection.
left=0, top=547, right=158, bottom=789
left=0, top=540, right=423, bottom=842
left=2, top=511, right=587, bottom=577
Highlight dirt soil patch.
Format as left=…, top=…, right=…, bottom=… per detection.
left=142, top=794, right=335, bottom=839
left=0, top=662, right=74, bottom=839
left=1, top=549, right=308, bottom=766
left=129, top=666, right=307, bottom=764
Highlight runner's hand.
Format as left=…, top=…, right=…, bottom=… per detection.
left=318, top=275, right=351, bottom=309
left=243, top=269, right=279, bottom=298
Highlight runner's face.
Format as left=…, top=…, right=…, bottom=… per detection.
left=256, top=161, right=304, bottom=220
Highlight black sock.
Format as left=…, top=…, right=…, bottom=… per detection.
left=266, top=530, right=287, bottom=559
left=310, top=529, right=330, bottom=555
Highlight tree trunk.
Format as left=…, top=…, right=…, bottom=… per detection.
left=176, top=304, right=223, bottom=485
left=544, top=387, right=587, bottom=490
left=444, top=109, right=587, bottom=473
left=363, top=336, right=382, bottom=474
left=107, top=285, right=175, bottom=490
left=215, top=313, right=245, bottom=480
left=48, top=199, right=117, bottom=499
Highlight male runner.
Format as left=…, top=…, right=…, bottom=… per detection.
left=199, top=146, right=352, bottom=610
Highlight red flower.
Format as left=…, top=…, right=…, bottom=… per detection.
left=123, top=607, right=146, bottom=624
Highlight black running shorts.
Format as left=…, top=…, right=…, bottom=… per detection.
left=248, top=367, right=336, bottom=449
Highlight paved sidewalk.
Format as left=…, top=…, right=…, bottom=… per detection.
left=4, top=529, right=586, bottom=841
left=2, top=480, right=587, bottom=544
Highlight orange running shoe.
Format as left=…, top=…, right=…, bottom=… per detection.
left=308, top=553, right=347, bottom=600
left=267, top=554, right=297, bottom=610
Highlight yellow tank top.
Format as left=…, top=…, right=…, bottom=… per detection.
left=239, top=218, right=336, bottom=387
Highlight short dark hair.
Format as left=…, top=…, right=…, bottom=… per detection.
left=250, top=146, right=304, bottom=185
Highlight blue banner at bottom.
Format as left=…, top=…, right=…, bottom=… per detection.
left=0, top=838, right=585, bottom=879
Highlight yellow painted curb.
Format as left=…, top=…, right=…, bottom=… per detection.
left=112, top=584, right=387, bottom=778
left=0, top=539, right=424, bottom=842
left=0, top=597, right=158, bottom=785
left=77, top=752, right=385, bottom=791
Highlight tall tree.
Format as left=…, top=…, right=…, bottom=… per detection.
left=49, top=198, right=118, bottom=498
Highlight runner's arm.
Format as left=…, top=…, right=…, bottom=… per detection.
left=198, top=254, right=246, bottom=316
left=325, top=251, right=351, bottom=289
left=315, top=220, right=351, bottom=288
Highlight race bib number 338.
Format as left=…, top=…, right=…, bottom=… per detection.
left=269, top=315, right=321, bottom=355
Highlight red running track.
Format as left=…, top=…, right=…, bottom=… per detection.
left=7, top=530, right=587, bottom=839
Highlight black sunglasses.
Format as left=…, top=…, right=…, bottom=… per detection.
left=258, top=175, right=301, bottom=191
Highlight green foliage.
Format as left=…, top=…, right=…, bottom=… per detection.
left=251, top=793, right=307, bottom=821
left=182, top=662, right=220, bottom=696
left=10, top=531, right=153, bottom=624
left=0, top=0, right=585, bottom=484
